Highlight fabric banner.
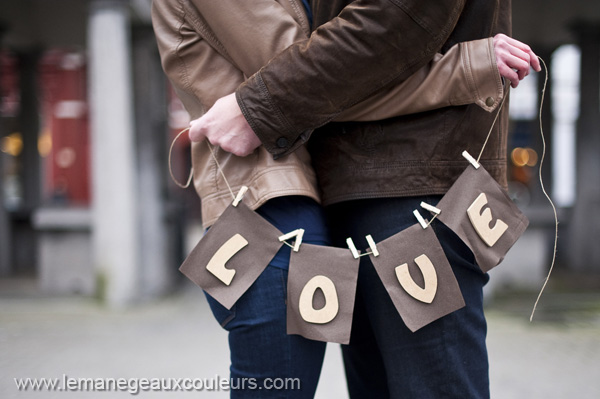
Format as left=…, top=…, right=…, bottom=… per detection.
left=286, top=243, right=360, bottom=344
left=437, top=165, right=529, bottom=273
left=179, top=202, right=283, bottom=309
left=369, top=223, right=465, bottom=332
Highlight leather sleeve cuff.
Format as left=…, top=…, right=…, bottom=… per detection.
left=236, top=73, right=310, bottom=158
left=462, top=38, right=504, bottom=113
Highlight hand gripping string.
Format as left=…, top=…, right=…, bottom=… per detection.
left=167, top=127, right=235, bottom=200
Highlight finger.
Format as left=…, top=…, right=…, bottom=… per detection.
left=505, top=42, right=530, bottom=62
left=506, top=38, right=541, bottom=72
left=497, top=63, right=519, bottom=88
left=501, top=47, right=531, bottom=79
left=505, top=55, right=530, bottom=80
left=498, top=50, right=530, bottom=81
left=496, top=34, right=542, bottom=72
left=502, top=35, right=534, bottom=55
left=188, top=119, right=207, bottom=142
left=530, top=52, right=542, bottom=72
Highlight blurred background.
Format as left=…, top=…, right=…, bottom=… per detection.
left=0, top=0, right=599, bottom=398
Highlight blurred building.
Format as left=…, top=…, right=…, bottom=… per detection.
left=0, top=0, right=599, bottom=306
left=0, top=0, right=195, bottom=306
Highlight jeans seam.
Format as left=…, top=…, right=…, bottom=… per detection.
left=281, top=268, right=292, bottom=398
left=220, top=309, right=236, bottom=328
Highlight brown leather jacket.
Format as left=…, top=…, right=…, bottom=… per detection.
left=152, top=0, right=503, bottom=226
left=236, top=0, right=511, bottom=205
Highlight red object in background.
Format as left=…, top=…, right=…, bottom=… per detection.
left=39, top=50, right=90, bottom=205
left=0, top=52, right=20, bottom=118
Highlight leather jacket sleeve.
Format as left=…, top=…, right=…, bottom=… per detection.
left=236, top=0, right=468, bottom=157
left=337, top=38, right=503, bottom=122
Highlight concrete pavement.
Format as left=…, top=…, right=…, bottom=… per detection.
left=1, top=279, right=599, bottom=398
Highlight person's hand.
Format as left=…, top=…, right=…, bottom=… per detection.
left=189, top=93, right=262, bottom=157
left=493, top=33, right=541, bottom=88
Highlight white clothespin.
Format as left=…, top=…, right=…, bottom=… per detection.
left=462, top=150, right=480, bottom=169
left=346, top=238, right=360, bottom=259
left=420, top=202, right=441, bottom=215
left=413, top=209, right=429, bottom=229
left=365, top=235, right=379, bottom=257
left=278, top=229, right=304, bottom=252
left=232, top=186, right=249, bottom=207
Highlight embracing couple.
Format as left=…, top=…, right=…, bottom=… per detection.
left=152, top=1, right=540, bottom=398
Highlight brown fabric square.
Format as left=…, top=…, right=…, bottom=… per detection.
left=369, top=224, right=465, bottom=332
left=179, top=202, right=283, bottom=309
left=286, top=244, right=360, bottom=344
left=437, top=165, right=529, bottom=272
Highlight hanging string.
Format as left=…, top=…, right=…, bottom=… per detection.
left=205, top=141, right=236, bottom=200
left=167, top=127, right=236, bottom=200
left=168, top=127, right=194, bottom=189
left=281, top=241, right=296, bottom=250
left=530, top=57, right=559, bottom=322
left=477, top=82, right=509, bottom=163
left=427, top=213, right=439, bottom=227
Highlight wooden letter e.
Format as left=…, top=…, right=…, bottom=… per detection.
left=467, top=193, right=509, bottom=247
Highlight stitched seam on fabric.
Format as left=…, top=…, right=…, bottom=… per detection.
left=335, top=1, right=464, bottom=120
left=174, top=0, right=192, bottom=91
left=182, top=2, right=235, bottom=66
left=236, top=91, right=263, bottom=148
left=287, top=0, right=311, bottom=36
left=172, top=1, right=206, bottom=118
left=490, top=0, right=501, bottom=37
left=462, top=42, right=481, bottom=106
left=488, top=38, right=503, bottom=106
left=250, top=163, right=315, bottom=182
left=204, top=186, right=318, bottom=203
left=256, top=73, right=297, bottom=140
left=387, top=0, right=435, bottom=37
left=201, top=162, right=319, bottom=202
left=220, top=308, right=236, bottom=328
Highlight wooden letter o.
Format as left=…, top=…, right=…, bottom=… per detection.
left=298, top=275, right=340, bottom=324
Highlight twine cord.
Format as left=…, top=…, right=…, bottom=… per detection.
left=473, top=58, right=558, bottom=321
left=167, top=127, right=235, bottom=200
left=205, top=141, right=236, bottom=200
left=530, top=57, right=559, bottom=322
left=168, top=128, right=193, bottom=189
left=477, top=84, right=509, bottom=163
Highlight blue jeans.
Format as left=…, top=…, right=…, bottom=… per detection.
left=326, top=196, right=490, bottom=399
left=206, top=267, right=326, bottom=398
left=205, top=197, right=329, bottom=398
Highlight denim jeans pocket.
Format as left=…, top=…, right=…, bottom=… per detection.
left=204, top=291, right=236, bottom=329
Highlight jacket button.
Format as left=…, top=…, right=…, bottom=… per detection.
left=485, top=97, right=495, bottom=107
left=276, top=137, right=289, bottom=148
